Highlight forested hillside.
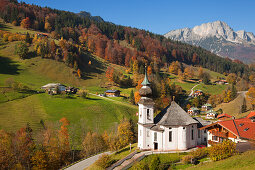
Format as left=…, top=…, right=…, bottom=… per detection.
left=0, top=0, right=252, bottom=77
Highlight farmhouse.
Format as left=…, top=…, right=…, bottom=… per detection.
left=41, top=83, right=66, bottom=94
left=202, top=103, right=212, bottom=111
left=206, top=109, right=217, bottom=119
left=201, top=112, right=255, bottom=146
left=188, top=107, right=200, bottom=116
left=105, top=90, right=121, bottom=97
left=138, top=69, right=208, bottom=151
left=192, top=90, right=203, bottom=97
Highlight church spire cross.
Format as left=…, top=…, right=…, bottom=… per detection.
left=141, top=66, right=150, bottom=86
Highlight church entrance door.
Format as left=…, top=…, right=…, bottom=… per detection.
left=154, top=142, right=158, bottom=150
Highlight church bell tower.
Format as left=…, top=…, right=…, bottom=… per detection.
left=138, top=67, right=154, bottom=124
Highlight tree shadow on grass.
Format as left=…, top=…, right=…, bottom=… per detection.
left=0, top=56, right=20, bottom=75
left=0, top=22, right=11, bottom=31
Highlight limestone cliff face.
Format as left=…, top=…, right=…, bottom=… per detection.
left=164, top=21, right=255, bottom=63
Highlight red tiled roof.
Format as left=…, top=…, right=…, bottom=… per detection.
left=247, top=112, right=255, bottom=119
left=201, top=117, right=255, bottom=140
left=217, top=113, right=232, bottom=119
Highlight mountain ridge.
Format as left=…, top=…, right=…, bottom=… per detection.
left=164, top=21, right=255, bottom=63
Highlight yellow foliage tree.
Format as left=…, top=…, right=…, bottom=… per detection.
left=247, top=87, right=255, bottom=110
left=117, top=120, right=134, bottom=148
left=31, top=150, right=48, bottom=169
left=169, top=61, right=181, bottom=75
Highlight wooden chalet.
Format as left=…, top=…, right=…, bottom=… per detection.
left=192, top=90, right=203, bottom=97
left=105, top=90, right=121, bottom=97
left=188, top=107, right=200, bottom=116
left=202, top=103, right=212, bottom=111
left=41, top=83, right=66, bottom=94
left=201, top=112, right=255, bottom=146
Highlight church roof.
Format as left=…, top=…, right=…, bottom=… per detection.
left=154, top=101, right=198, bottom=126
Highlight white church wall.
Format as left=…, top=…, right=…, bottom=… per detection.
left=186, top=124, right=197, bottom=148
left=178, top=126, right=187, bottom=150
left=138, top=103, right=154, bottom=124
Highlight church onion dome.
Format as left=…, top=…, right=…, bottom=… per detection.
left=138, top=97, right=154, bottom=105
left=139, top=66, right=152, bottom=96
left=139, top=86, right=152, bottom=96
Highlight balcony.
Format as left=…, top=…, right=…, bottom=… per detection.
left=211, top=130, right=228, bottom=138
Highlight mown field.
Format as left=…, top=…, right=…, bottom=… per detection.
left=0, top=23, right=138, bottom=136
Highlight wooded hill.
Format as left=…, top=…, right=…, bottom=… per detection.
left=0, top=0, right=252, bottom=77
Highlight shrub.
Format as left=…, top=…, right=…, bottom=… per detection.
left=149, top=156, right=160, bottom=170
left=190, top=147, right=208, bottom=159
left=208, top=140, right=236, bottom=161
left=78, top=90, right=89, bottom=99
left=95, top=154, right=113, bottom=168
left=132, top=161, right=149, bottom=170
left=181, top=155, right=194, bottom=164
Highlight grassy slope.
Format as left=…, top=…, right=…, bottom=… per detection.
left=167, top=67, right=227, bottom=95
left=0, top=23, right=138, bottom=134
left=186, top=150, right=255, bottom=170
left=214, top=92, right=252, bottom=118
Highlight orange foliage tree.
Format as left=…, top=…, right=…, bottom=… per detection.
left=20, top=17, right=30, bottom=29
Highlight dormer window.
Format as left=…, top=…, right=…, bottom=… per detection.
left=239, top=123, right=244, bottom=127
left=244, top=128, right=249, bottom=131
left=147, top=109, right=151, bottom=120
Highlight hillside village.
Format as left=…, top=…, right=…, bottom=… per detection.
left=0, top=0, right=255, bottom=169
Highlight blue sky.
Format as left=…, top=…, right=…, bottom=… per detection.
left=19, top=0, right=255, bottom=35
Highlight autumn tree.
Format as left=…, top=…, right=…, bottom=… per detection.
left=247, top=87, right=255, bottom=110
left=15, top=41, right=29, bottom=59
left=20, top=17, right=30, bottom=29
left=31, top=149, right=48, bottom=169
left=134, top=91, right=141, bottom=104
left=147, top=65, right=152, bottom=75
left=81, top=132, right=106, bottom=157
left=0, top=130, right=15, bottom=169
left=117, top=119, right=134, bottom=148
left=184, top=66, right=194, bottom=80
left=226, top=73, right=237, bottom=84
left=106, top=67, right=114, bottom=82
left=44, top=16, right=52, bottom=32
left=50, top=40, right=56, bottom=58
left=169, top=61, right=181, bottom=75
left=13, top=126, right=35, bottom=169
left=198, top=67, right=204, bottom=79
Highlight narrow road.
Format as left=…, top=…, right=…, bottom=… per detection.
left=189, top=83, right=200, bottom=97
left=65, top=151, right=111, bottom=170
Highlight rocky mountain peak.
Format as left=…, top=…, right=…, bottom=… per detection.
left=164, top=21, right=255, bottom=63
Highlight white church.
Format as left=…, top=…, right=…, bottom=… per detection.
left=138, top=69, right=209, bottom=151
